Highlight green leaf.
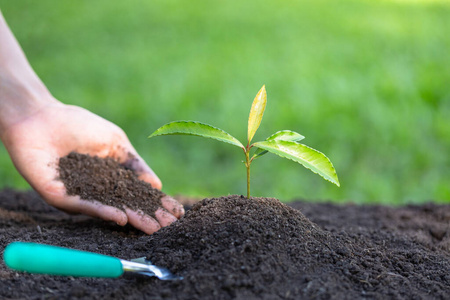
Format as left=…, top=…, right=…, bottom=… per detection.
left=149, top=121, right=244, bottom=149
left=252, top=130, right=305, bottom=160
left=252, top=140, right=340, bottom=186
left=247, top=85, right=267, bottom=144
left=266, top=130, right=305, bottom=142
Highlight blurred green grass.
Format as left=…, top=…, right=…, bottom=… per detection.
left=0, top=0, right=449, bottom=204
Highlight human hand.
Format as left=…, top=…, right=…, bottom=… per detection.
left=0, top=100, right=184, bottom=234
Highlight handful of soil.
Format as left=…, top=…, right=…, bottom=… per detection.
left=58, top=152, right=165, bottom=219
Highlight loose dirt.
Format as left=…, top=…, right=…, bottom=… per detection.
left=58, top=152, right=165, bottom=219
left=0, top=152, right=447, bottom=299
left=0, top=189, right=448, bottom=299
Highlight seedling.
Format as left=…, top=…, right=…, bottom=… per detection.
left=149, top=86, right=340, bottom=198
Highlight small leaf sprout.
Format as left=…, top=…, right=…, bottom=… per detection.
left=149, top=86, right=339, bottom=198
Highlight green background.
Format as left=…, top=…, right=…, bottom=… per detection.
left=0, top=0, right=449, bottom=204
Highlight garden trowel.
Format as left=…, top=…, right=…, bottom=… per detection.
left=3, top=242, right=182, bottom=280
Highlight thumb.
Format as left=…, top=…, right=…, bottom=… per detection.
left=122, top=153, right=162, bottom=190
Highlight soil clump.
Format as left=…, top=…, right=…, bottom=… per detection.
left=58, top=152, right=164, bottom=218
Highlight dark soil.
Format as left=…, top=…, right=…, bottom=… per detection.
left=0, top=190, right=448, bottom=299
left=59, top=152, right=165, bottom=218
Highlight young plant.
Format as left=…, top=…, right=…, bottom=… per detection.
left=149, top=86, right=340, bottom=198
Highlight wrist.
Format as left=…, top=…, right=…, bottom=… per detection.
left=0, top=11, right=59, bottom=136
left=0, top=71, right=58, bottom=135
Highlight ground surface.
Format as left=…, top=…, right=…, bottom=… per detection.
left=0, top=189, right=448, bottom=300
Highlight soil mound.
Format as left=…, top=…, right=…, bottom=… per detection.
left=59, top=152, right=164, bottom=218
left=144, top=196, right=450, bottom=299
left=146, top=195, right=340, bottom=298
left=0, top=190, right=448, bottom=299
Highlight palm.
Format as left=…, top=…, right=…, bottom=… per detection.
left=1, top=102, right=183, bottom=234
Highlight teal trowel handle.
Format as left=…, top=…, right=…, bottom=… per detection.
left=3, top=242, right=124, bottom=278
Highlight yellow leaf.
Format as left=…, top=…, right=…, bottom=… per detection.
left=247, top=85, right=267, bottom=144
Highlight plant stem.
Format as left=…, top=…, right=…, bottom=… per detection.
left=246, top=158, right=250, bottom=199
left=244, top=145, right=251, bottom=199
left=245, top=152, right=250, bottom=199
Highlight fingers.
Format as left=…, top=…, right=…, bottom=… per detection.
left=125, top=205, right=179, bottom=235
left=40, top=182, right=129, bottom=226
left=161, top=195, right=185, bottom=219
left=39, top=158, right=180, bottom=235
left=74, top=200, right=128, bottom=226
left=120, top=151, right=162, bottom=190
left=137, top=173, right=162, bottom=190
left=44, top=183, right=181, bottom=235
left=154, top=208, right=178, bottom=227
left=45, top=183, right=179, bottom=234
left=124, top=207, right=161, bottom=235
